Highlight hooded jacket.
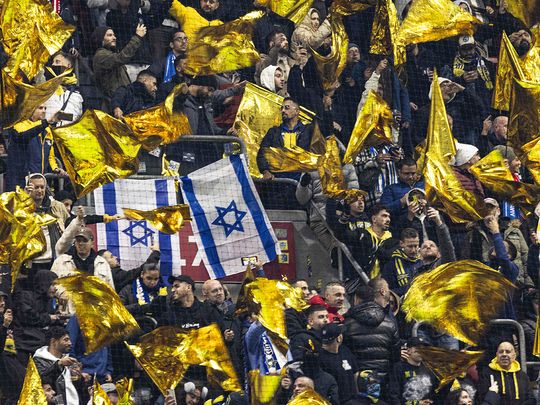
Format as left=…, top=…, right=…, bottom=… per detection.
left=478, top=359, right=534, bottom=405
left=291, top=8, right=331, bottom=52
left=343, top=301, right=400, bottom=378
left=260, top=65, right=280, bottom=93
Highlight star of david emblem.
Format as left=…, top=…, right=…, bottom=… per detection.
left=122, top=220, right=155, bottom=246
left=212, top=200, right=247, bottom=237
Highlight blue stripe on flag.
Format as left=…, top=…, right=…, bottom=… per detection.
left=154, top=179, right=173, bottom=277
left=181, top=176, right=226, bottom=278
left=230, top=155, right=278, bottom=261
left=102, top=183, right=120, bottom=258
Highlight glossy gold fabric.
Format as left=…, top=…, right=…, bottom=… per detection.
left=56, top=274, right=140, bottom=353
left=161, top=155, right=180, bottom=178
left=287, top=389, right=331, bottom=405
left=93, top=380, right=113, bottom=405
left=343, top=91, right=393, bottom=164
left=416, top=347, right=484, bottom=390
left=124, top=84, right=191, bottom=150
left=169, top=0, right=222, bottom=40
left=115, top=378, right=134, bottom=405
left=0, top=0, right=75, bottom=79
left=126, top=324, right=241, bottom=396
left=506, top=0, right=540, bottom=28
left=123, top=205, right=191, bottom=235
left=262, top=0, right=314, bottom=24
left=233, top=83, right=315, bottom=177
left=492, top=32, right=526, bottom=111
left=184, top=11, right=263, bottom=76
left=264, top=146, right=321, bottom=172
left=244, top=278, right=308, bottom=340
left=18, top=357, right=47, bottom=405
left=0, top=187, right=47, bottom=286
left=470, top=150, right=540, bottom=214
left=370, top=0, right=404, bottom=64
left=52, top=109, right=142, bottom=198
left=395, top=0, right=480, bottom=65
left=329, top=0, right=374, bottom=15
left=312, top=14, right=348, bottom=91
left=402, top=260, right=515, bottom=345
left=508, top=78, right=540, bottom=184
left=534, top=316, right=540, bottom=357
left=249, top=370, right=283, bottom=405
left=1, top=69, right=68, bottom=127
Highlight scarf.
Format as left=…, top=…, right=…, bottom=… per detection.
left=133, top=277, right=167, bottom=305
left=164, top=50, right=176, bottom=84
left=452, top=55, right=493, bottom=90
left=34, top=346, right=80, bottom=405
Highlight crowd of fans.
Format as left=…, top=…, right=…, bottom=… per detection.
left=0, top=0, right=539, bottom=404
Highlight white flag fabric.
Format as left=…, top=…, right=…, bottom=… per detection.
left=180, top=154, right=280, bottom=278
left=93, top=178, right=181, bottom=278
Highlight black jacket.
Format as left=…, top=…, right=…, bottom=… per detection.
left=110, top=81, right=158, bottom=115
left=289, top=329, right=322, bottom=362
left=477, top=361, right=534, bottom=405
left=343, top=301, right=400, bottom=378
left=160, top=298, right=225, bottom=330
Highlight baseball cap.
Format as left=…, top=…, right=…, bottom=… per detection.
left=458, top=35, right=475, bottom=47
left=406, top=337, right=429, bottom=348
left=75, top=227, right=94, bottom=241
left=321, top=323, right=344, bottom=343
left=100, top=383, right=117, bottom=394
left=484, top=198, right=500, bottom=208
left=168, top=274, right=195, bottom=289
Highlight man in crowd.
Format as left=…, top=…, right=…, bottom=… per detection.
left=148, top=30, right=189, bottom=83
left=289, top=304, right=329, bottom=361
left=479, top=115, right=509, bottom=156
left=111, top=69, right=159, bottom=118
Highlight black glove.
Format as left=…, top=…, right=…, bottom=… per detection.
left=300, top=173, right=312, bottom=187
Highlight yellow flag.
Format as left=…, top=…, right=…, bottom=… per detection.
left=115, top=378, right=134, bottom=405
left=168, top=0, right=222, bottom=40
left=402, top=260, right=515, bottom=346
left=492, top=32, right=526, bottom=111
left=508, top=78, right=540, bottom=184
left=287, top=389, right=331, bottom=405
left=261, top=0, right=314, bottom=24
left=521, top=26, right=540, bottom=81
left=416, top=347, right=484, bottom=390
left=0, top=0, right=75, bottom=79
left=234, top=265, right=257, bottom=318
left=233, top=83, right=315, bottom=178
left=343, top=91, right=393, bottom=164
left=264, top=146, right=321, bottom=172
left=93, top=380, right=113, bottom=405
left=394, top=0, right=480, bottom=65
left=56, top=274, right=140, bottom=353
left=1, top=69, right=69, bottom=127
left=162, top=155, right=181, bottom=178
left=123, top=205, right=191, bottom=235
left=470, top=150, right=540, bottom=214
left=312, top=14, right=348, bottom=91
left=534, top=316, right=540, bottom=357
left=244, top=278, right=309, bottom=340
left=249, top=369, right=283, bottom=405
left=18, top=357, right=47, bottom=405
left=124, top=83, right=192, bottom=150
left=369, top=0, right=404, bottom=64
left=184, top=11, right=263, bottom=76
left=126, top=324, right=241, bottom=396
left=0, top=187, right=47, bottom=287
left=52, top=109, right=142, bottom=198
left=506, top=0, right=540, bottom=28
left=329, top=0, right=374, bottom=15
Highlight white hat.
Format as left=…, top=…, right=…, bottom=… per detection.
left=458, top=35, right=475, bottom=47
left=428, top=77, right=452, bottom=100
left=450, top=143, right=479, bottom=166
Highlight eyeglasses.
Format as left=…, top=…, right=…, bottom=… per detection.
left=174, top=37, right=188, bottom=42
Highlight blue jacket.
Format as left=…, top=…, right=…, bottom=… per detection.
left=379, top=179, right=425, bottom=218
left=489, top=233, right=519, bottom=320
left=382, top=249, right=423, bottom=297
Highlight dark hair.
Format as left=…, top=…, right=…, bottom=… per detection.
left=396, top=157, right=417, bottom=171
left=283, top=96, right=299, bottom=106
left=142, top=263, right=160, bottom=273
left=174, top=54, right=188, bottom=68
left=51, top=51, right=75, bottom=67
left=97, top=249, right=108, bottom=256
left=46, top=326, right=69, bottom=343
left=370, top=204, right=389, bottom=218
left=354, top=285, right=374, bottom=302
left=266, top=29, right=287, bottom=48
left=305, top=304, right=327, bottom=317
left=292, top=278, right=308, bottom=285
left=137, top=69, right=157, bottom=81
left=169, top=30, right=186, bottom=43
left=400, top=228, right=419, bottom=241
left=444, top=388, right=467, bottom=405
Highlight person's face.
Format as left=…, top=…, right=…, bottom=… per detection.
left=281, top=100, right=299, bottom=122
left=308, top=309, right=329, bottom=330
left=458, top=2, right=470, bottom=11
left=74, top=236, right=93, bottom=257
left=103, top=29, right=117, bottom=49
left=102, top=251, right=119, bottom=268
left=350, top=197, right=365, bottom=214
left=492, top=116, right=508, bottom=140
left=171, top=281, right=191, bottom=301
left=274, top=68, right=285, bottom=91
left=496, top=342, right=516, bottom=369
left=203, top=280, right=225, bottom=305
left=325, top=285, right=346, bottom=310
left=459, top=44, right=475, bottom=60
left=43, top=384, right=56, bottom=403
left=197, top=85, right=215, bottom=100
left=48, top=283, right=57, bottom=298
left=398, top=164, right=417, bottom=186
left=400, top=237, right=420, bottom=259
left=372, top=210, right=391, bottom=230
left=509, top=157, right=521, bottom=174
left=186, top=389, right=202, bottom=405
left=31, top=104, right=47, bottom=121
left=171, top=32, right=189, bottom=53
left=510, top=30, right=532, bottom=56
left=28, top=178, right=46, bottom=202
left=271, top=33, right=289, bottom=52
left=200, top=0, right=219, bottom=12
left=420, top=240, right=440, bottom=261
left=142, top=76, right=158, bottom=98
left=141, top=269, right=160, bottom=289
left=439, top=80, right=453, bottom=101
left=61, top=199, right=73, bottom=213
left=468, top=153, right=480, bottom=165
left=310, top=11, right=320, bottom=30
left=347, top=47, right=360, bottom=64
left=0, top=296, right=5, bottom=314
left=52, top=54, right=72, bottom=69
left=294, top=281, right=310, bottom=300
left=108, top=393, right=119, bottom=405
left=293, top=377, right=312, bottom=397
left=457, top=390, right=473, bottom=405
left=175, top=58, right=188, bottom=75
left=408, top=346, right=423, bottom=363
left=54, top=334, right=72, bottom=354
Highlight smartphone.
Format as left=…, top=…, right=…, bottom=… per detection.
left=57, top=111, right=74, bottom=121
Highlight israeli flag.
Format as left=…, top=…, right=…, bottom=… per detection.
left=180, top=154, right=280, bottom=279
left=94, top=178, right=181, bottom=278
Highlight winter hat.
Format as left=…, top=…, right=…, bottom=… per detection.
left=428, top=77, right=451, bottom=100
left=91, top=26, right=112, bottom=47
left=450, top=143, right=478, bottom=166
left=493, top=145, right=517, bottom=162
left=348, top=43, right=360, bottom=50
